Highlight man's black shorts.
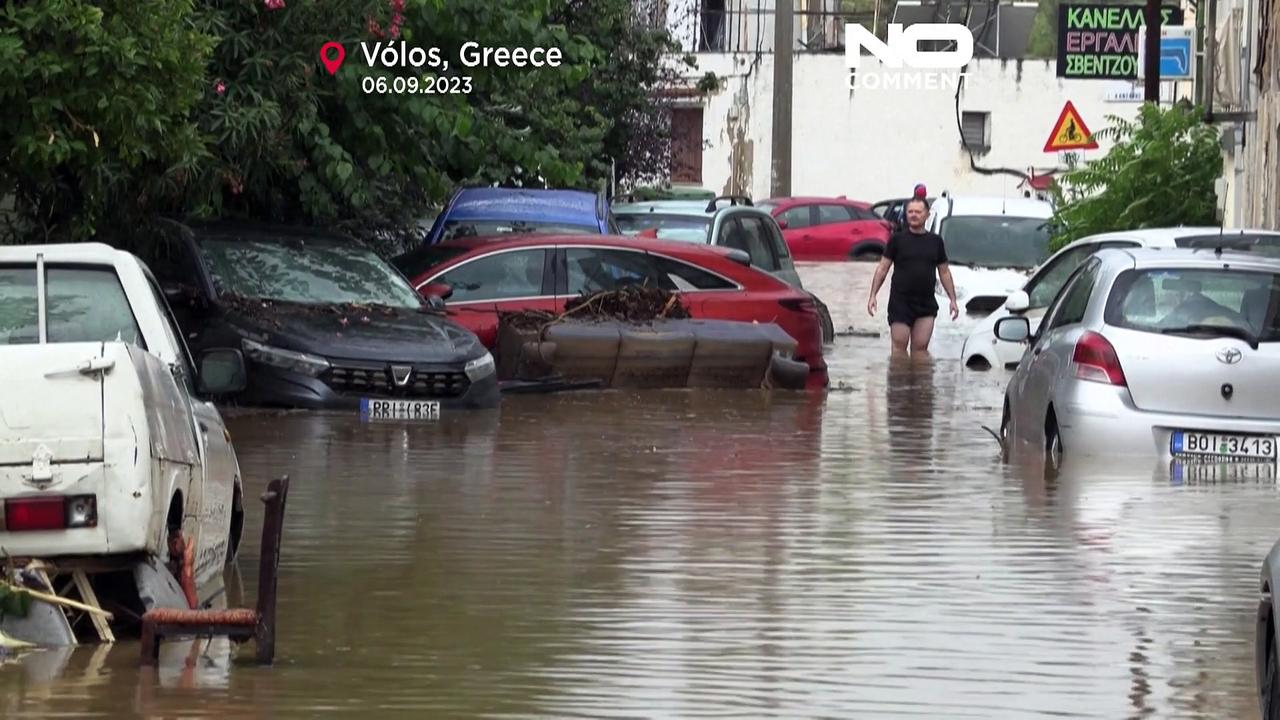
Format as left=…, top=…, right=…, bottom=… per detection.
left=887, top=293, right=938, bottom=327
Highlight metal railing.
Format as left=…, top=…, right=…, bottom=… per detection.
left=672, top=5, right=877, bottom=54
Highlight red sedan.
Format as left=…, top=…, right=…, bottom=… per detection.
left=756, top=196, right=892, bottom=262
left=392, top=235, right=827, bottom=383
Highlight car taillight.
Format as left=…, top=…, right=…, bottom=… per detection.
left=3, top=495, right=98, bottom=532
left=1073, top=331, right=1126, bottom=386
left=778, top=297, right=816, bottom=313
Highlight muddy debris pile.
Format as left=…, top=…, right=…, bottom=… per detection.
left=500, top=287, right=691, bottom=333
left=495, top=288, right=808, bottom=391
left=563, top=287, right=691, bottom=323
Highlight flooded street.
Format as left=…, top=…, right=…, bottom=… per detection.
left=3, top=263, right=1276, bottom=718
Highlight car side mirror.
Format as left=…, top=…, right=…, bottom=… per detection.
left=776, top=219, right=788, bottom=230
left=426, top=295, right=446, bottom=312
left=420, top=282, right=454, bottom=301
left=198, top=349, right=247, bottom=395
left=994, top=316, right=1032, bottom=343
left=1004, top=290, right=1031, bottom=313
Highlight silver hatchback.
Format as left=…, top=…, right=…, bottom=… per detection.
left=995, top=247, right=1280, bottom=470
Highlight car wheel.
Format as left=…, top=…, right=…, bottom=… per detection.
left=1045, top=412, right=1064, bottom=472
left=851, top=245, right=884, bottom=262
left=813, top=297, right=835, bottom=344
left=1262, top=611, right=1280, bottom=719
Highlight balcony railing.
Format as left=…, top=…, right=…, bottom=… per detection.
left=671, top=4, right=877, bottom=54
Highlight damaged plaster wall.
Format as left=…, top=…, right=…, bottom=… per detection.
left=695, top=53, right=775, bottom=198
left=688, top=54, right=1140, bottom=200
left=724, top=67, right=756, bottom=196
left=1235, top=0, right=1280, bottom=229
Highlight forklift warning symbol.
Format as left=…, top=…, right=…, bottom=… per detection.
left=1043, top=100, right=1099, bottom=153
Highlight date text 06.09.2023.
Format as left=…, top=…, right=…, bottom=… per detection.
left=362, top=75, right=473, bottom=95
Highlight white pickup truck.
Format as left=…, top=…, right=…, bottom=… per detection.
left=1, top=243, right=247, bottom=641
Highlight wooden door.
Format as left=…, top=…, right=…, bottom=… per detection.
left=670, top=107, right=703, bottom=184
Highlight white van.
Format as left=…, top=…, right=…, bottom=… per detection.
left=926, top=195, right=1056, bottom=315
left=1, top=243, right=247, bottom=641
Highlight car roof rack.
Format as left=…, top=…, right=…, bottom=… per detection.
left=706, top=195, right=753, bottom=212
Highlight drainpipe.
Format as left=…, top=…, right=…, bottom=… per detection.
left=1204, top=0, right=1217, bottom=122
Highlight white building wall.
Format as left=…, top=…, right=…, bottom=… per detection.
left=688, top=54, right=1148, bottom=202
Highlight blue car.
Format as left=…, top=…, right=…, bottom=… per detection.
left=423, top=187, right=619, bottom=245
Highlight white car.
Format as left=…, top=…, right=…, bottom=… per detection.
left=1, top=243, right=247, bottom=643
left=962, top=227, right=1280, bottom=370
left=996, top=247, right=1280, bottom=469
left=925, top=194, right=1056, bottom=315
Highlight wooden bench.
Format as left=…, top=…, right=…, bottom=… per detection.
left=140, top=475, right=289, bottom=666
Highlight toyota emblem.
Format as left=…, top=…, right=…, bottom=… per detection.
left=1216, top=347, right=1243, bottom=365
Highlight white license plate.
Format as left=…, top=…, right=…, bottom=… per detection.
left=360, top=398, right=440, bottom=422
left=1171, top=431, right=1277, bottom=460
left=1172, top=461, right=1278, bottom=484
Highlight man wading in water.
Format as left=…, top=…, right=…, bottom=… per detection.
left=866, top=197, right=959, bottom=353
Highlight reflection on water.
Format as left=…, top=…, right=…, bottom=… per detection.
left=0, top=264, right=1274, bottom=719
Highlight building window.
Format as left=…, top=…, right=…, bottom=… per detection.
left=700, top=0, right=725, bottom=51
left=961, top=111, right=991, bottom=152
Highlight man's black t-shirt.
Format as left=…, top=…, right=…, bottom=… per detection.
left=884, top=230, right=947, bottom=301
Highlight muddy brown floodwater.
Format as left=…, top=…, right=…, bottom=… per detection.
left=3, top=263, right=1277, bottom=718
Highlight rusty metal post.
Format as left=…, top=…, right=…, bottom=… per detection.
left=140, top=619, right=159, bottom=666
left=254, top=476, right=289, bottom=665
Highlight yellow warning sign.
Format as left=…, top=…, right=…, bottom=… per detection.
left=1043, top=100, right=1098, bottom=153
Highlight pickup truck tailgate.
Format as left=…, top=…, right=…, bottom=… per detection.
left=0, top=342, right=106, bottom=472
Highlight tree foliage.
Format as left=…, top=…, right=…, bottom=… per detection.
left=1048, top=103, right=1223, bottom=250
left=0, top=0, right=213, bottom=243
left=2, top=0, right=690, bottom=245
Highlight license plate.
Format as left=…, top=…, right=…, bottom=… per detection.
left=1171, top=431, right=1277, bottom=460
left=359, top=398, right=440, bottom=422
left=1171, top=460, right=1278, bottom=485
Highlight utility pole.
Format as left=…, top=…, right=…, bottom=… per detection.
left=770, top=0, right=793, bottom=197
left=1143, top=0, right=1162, bottom=103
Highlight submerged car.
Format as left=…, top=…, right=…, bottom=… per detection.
left=392, top=234, right=829, bottom=385
left=926, top=194, right=1056, bottom=314
left=422, top=187, right=617, bottom=246
left=610, top=196, right=834, bottom=342
left=755, top=196, right=892, bottom=262
left=122, top=221, right=499, bottom=413
left=996, top=247, right=1280, bottom=471
left=0, top=243, right=246, bottom=643
left=1258, top=537, right=1280, bottom=719
left=962, top=227, right=1280, bottom=370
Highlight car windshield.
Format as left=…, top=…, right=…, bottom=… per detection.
left=1027, top=244, right=1099, bottom=309
left=939, top=215, right=1052, bottom=269
left=441, top=220, right=597, bottom=241
left=614, top=213, right=710, bottom=236
left=197, top=236, right=423, bottom=309
left=0, top=266, right=144, bottom=347
left=1105, top=268, right=1280, bottom=343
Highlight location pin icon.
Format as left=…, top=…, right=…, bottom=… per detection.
left=319, top=42, right=345, bottom=75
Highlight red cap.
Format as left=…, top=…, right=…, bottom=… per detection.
left=913, top=184, right=927, bottom=197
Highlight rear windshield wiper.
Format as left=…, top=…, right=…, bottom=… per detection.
left=1159, top=324, right=1260, bottom=350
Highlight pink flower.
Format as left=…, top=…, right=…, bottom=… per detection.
left=215, top=81, right=226, bottom=95
left=263, top=0, right=285, bottom=10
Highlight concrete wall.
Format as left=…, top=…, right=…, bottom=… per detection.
left=686, top=54, right=1150, bottom=202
